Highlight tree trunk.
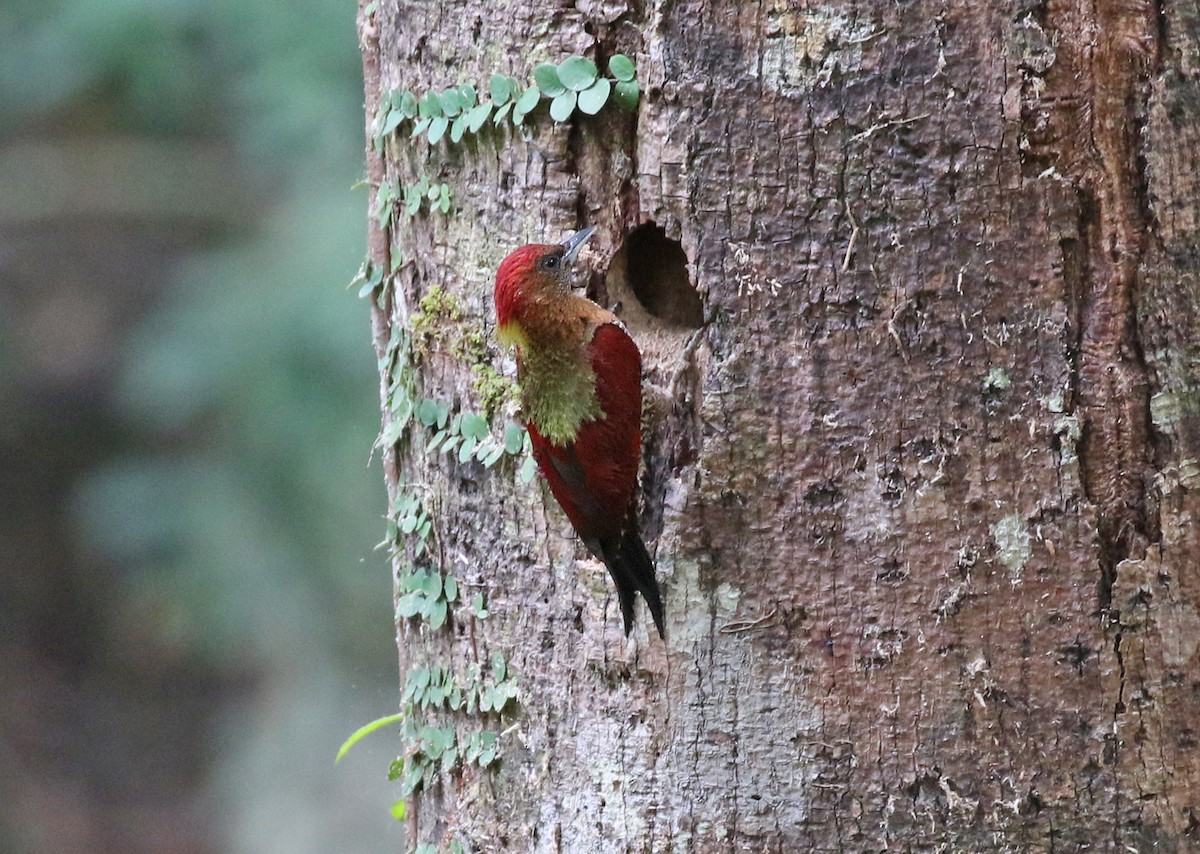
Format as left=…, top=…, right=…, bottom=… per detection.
left=358, top=0, right=1200, bottom=849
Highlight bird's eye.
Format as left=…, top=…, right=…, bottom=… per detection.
left=540, top=253, right=560, bottom=272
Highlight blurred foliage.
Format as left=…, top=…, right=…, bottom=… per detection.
left=2, top=0, right=398, bottom=850
left=0, top=0, right=360, bottom=167
left=73, top=187, right=385, bottom=663
left=0, top=0, right=391, bottom=671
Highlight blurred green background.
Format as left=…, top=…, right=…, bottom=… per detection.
left=0, top=0, right=400, bottom=851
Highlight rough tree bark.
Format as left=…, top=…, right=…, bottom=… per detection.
left=359, top=0, right=1200, bottom=849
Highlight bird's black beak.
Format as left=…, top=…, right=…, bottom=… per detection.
left=561, top=226, right=596, bottom=264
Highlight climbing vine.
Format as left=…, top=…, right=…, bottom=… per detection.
left=348, top=31, right=643, bottom=851
left=370, top=54, right=640, bottom=149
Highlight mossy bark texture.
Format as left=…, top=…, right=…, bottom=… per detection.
left=361, top=0, right=1200, bottom=849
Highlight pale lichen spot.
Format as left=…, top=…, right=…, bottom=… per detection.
left=1013, top=14, right=1057, bottom=73
left=760, top=5, right=879, bottom=94
left=715, top=582, right=741, bottom=612
left=1161, top=600, right=1200, bottom=668
left=991, top=514, right=1032, bottom=580
left=1041, top=390, right=1065, bottom=413
left=667, top=556, right=706, bottom=647
left=982, top=366, right=1012, bottom=395
left=1156, top=458, right=1200, bottom=495
left=1053, top=414, right=1081, bottom=464
left=1150, top=389, right=1200, bottom=433
left=666, top=556, right=741, bottom=648
left=569, top=716, right=648, bottom=842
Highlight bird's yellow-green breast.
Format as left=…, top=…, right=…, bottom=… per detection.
left=515, top=336, right=603, bottom=445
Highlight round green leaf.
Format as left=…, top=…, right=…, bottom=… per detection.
left=459, top=83, right=477, bottom=108
left=533, top=63, right=565, bottom=97
left=450, top=114, right=467, bottom=143
left=608, top=54, right=636, bottom=81
left=514, top=86, right=540, bottom=116
left=417, top=399, right=440, bottom=426
left=461, top=412, right=489, bottom=440
left=400, top=90, right=418, bottom=117
left=414, top=667, right=431, bottom=691
left=396, top=592, right=422, bottom=618
left=557, top=55, right=598, bottom=91
left=418, top=571, right=442, bottom=598
left=420, top=92, right=442, bottom=118
left=577, top=77, right=611, bottom=115
left=380, top=109, right=405, bottom=137
left=489, top=74, right=512, bottom=106
left=467, top=103, right=492, bottom=132
left=613, top=79, right=640, bottom=111
left=503, top=423, right=525, bottom=454
left=493, top=102, right=513, bottom=124
left=428, top=115, right=449, bottom=143
left=438, top=88, right=462, bottom=117
left=519, top=456, right=537, bottom=484
left=549, top=90, right=577, bottom=122
left=482, top=443, right=505, bottom=467
left=428, top=599, right=448, bottom=630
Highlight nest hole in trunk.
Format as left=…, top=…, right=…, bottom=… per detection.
left=604, top=222, right=702, bottom=330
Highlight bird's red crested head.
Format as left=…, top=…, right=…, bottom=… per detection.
left=494, top=227, right=596, bottom=349
left=493, top=243, right=559, bottom=330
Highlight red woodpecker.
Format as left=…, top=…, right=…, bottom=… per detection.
left=494, top=227, right=665, bottom=638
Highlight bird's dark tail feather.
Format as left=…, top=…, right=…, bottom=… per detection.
left=598, top=527, right=666, bottom=639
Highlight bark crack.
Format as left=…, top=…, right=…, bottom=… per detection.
left=1021, top=5, right=1164, bottom=815
left=1026, top=0, right=1163, bottom=613
left=1071, top=5, right=1163, bottom=791
left=1075, top=3, right=1156, bottom=614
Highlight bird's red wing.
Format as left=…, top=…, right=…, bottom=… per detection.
left=527, top=322, right=642, bottom=541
